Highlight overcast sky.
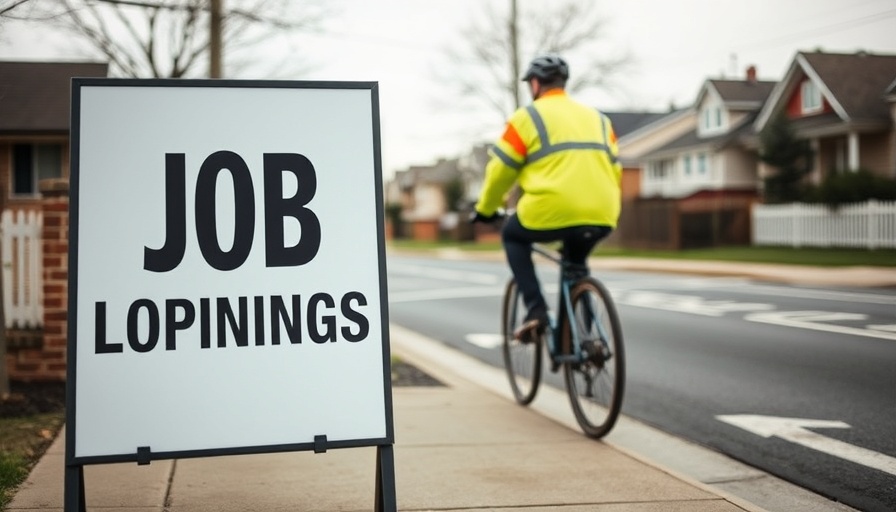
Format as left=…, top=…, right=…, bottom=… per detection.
left=2, top=0, right=895, bottom=179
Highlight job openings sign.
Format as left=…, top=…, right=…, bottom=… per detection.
left=68, top=80, right=392, bottom=463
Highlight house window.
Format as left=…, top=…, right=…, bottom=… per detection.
left=699, top=104, right=725, bottom=134
left=648, top=160, right=673, bottom=179
left=683, top=154, right=692, bottom=176
left=12, top=143, right=62, bottom=196
left=697, top=153, right=707, bottom=175
left=801, top=80, right=822, bottom=114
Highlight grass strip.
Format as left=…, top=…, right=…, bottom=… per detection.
left=0, top=412, right=65, bottom=509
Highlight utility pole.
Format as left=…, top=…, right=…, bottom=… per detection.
left=509, top=0, right=520, bottom=109
left=209, top=0, right=223, bottom=77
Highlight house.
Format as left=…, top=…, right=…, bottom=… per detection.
left=457, top=143, right=490, bottom=208
left=607, top=109, right=695, bottom=200
left=1, top=61, right=107, bottom=382
left=753, top=51, right=896, bottom=185
left=640, top=66, right=777, bottom=200
left=388, top=157, right=464, bottom=241
left=0, top=61, right=109, bottom=210
left=383, top=144, right=494, bottom=242
left=608, top=66, right=776, bottom=249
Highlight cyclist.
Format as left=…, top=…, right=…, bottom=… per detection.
left=472, top=55, right=622, bottom=342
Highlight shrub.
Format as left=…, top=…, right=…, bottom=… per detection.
left=805, top=169, right=896, bottom=207
left=759, top=114, right=814, bottom=203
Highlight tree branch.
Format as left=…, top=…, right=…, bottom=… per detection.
left=0, top=0, right=32, bottom=16
left=12, top=0, right=327, bottom=78
left=438, top=0, right=630, bottom=122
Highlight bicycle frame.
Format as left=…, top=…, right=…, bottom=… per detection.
left=531, top=244, right=602, bottom=366
left=503, top=242, right=626, bottom=438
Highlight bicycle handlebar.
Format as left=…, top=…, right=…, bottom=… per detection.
left=469, top=209, right=506, bottom=225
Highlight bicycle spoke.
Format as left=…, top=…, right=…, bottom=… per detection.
left=502, top=279, right=542, bottom=405
left=564, top=278, right=625, bottom=439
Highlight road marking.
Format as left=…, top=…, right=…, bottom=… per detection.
left=610, top=289, right=894, bottom=340
left=388, top=263, right=500, bottom=284
left=606, top=280, right=896, bottom=305
left=717, top=414, right=896, bottom=477
left=745, top=310, right=896, bottom=341
left=465, top=333, right=504, bottom=349
left=616, top=291, right=774, bottom=317
left=603, top=277, right=750, bottom=292
left=389, top=286, right=504, bottom=303
left=702, top=285, right=896, bottom=306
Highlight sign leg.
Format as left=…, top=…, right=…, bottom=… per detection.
left=374, top=444, right=396, bottom=512
left=64, top=464, right=86, bottom=512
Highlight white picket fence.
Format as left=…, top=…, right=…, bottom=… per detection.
left=1, top=210, right=43, bottom=328
left=752, top=200, right=896, bottom=249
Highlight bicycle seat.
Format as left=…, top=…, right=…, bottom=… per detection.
left=562, top=262, right=589, bottom=282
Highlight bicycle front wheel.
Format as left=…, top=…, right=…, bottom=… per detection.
left=562, top=277, right=625, bottom=438
left=501, top=278, right=543, bottom=405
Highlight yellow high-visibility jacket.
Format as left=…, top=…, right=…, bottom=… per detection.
left=475, top=89, right=622, bottom=230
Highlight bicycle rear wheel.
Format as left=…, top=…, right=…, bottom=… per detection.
left=562, top=277, right=625, bottom=438
left=501, top=278, right=543, bottom=405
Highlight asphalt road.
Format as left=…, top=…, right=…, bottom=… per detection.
left=386, top=253, right=896, bottom=512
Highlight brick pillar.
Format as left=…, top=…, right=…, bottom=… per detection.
left=6, top=179, right=70, bottom=381
left=36, top=178, right=69, bottom=381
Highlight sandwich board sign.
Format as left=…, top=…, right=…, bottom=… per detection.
left=66, top=79, right=395, bottom=511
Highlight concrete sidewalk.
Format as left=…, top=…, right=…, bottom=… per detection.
left=9, top=325, right=856, bottom=512
left=9, top=252, right=880, bottom=511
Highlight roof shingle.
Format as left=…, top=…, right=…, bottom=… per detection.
left=801, top=51, right=896, bottom=121
left=603, top=111, right=670, bottom=138
left=709, top=79, right=776, bottom=105
left=0, top=61, right=108, bottom=133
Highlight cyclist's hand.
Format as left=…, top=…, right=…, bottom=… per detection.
left=470, top=210, right=502, bottom=224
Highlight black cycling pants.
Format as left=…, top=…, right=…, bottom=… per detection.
left=502, top=213, right=612, bottom=315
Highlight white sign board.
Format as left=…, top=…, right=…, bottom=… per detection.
left=68, top=80, right=392, bottom=462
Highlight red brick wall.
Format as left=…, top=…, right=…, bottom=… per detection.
left=621, top=166, right=641, bottom=200
left=412, top=220, right=440, bottom=241
left=6, top=179, right=69, bottom=382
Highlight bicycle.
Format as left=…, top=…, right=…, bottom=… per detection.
left=501, top=243, right=625, bottom=438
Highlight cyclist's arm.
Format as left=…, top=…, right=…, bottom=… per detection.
left=476, top=120, right=528, bottom=215
left=475, top=156, right=518, bottom=216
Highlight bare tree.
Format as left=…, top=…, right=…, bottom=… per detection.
left=0, top=0, right=32, bottom=17
left=0, top=0, right=327, bottom=397
left=439, top=0, right=631, bottom=125
left=9, top=0, right=329, bottom=78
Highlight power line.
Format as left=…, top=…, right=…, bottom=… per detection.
left=736, top=8, right=896, bottom=52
